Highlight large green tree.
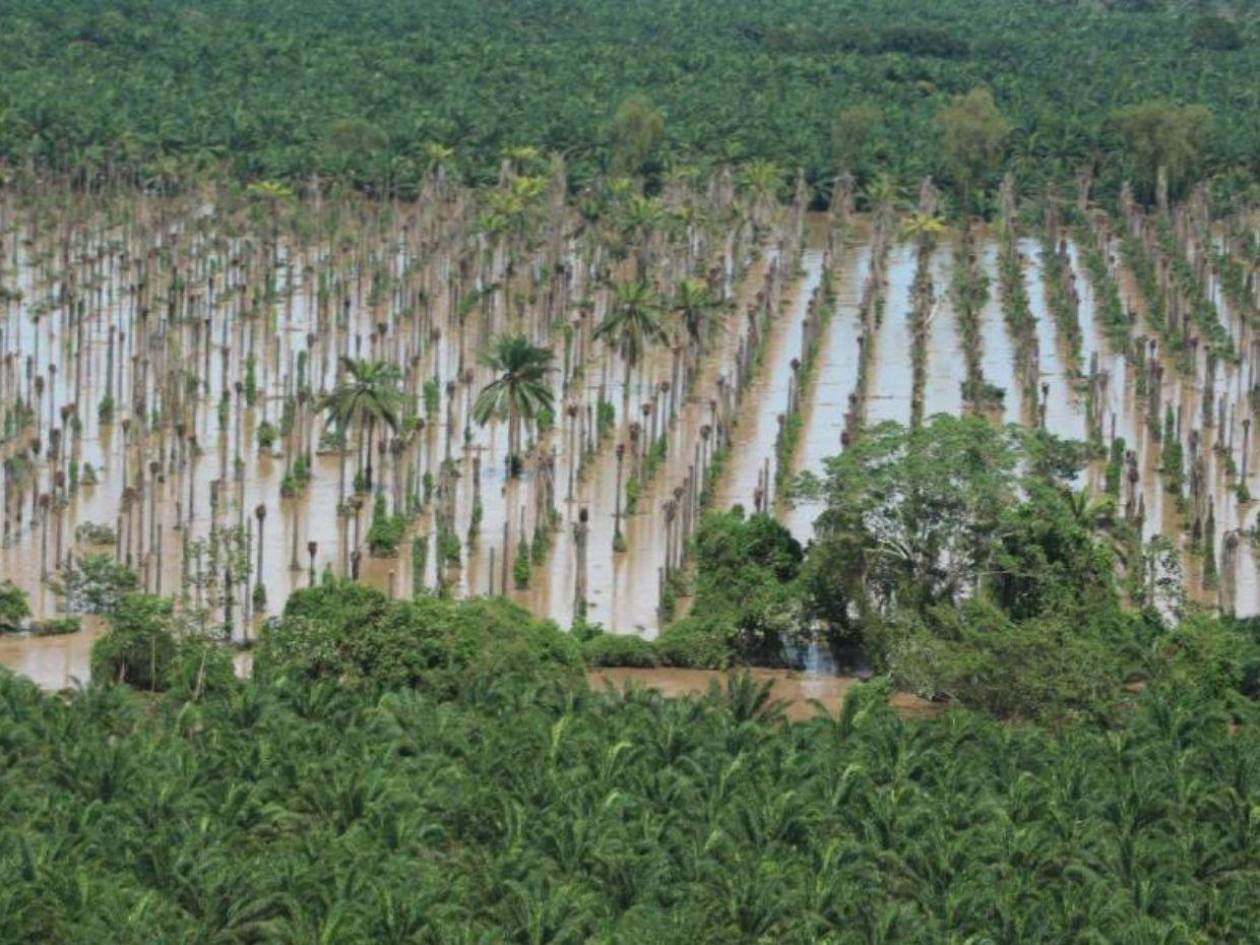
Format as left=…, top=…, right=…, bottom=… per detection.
left=934, top=88, right=1009, bottom=211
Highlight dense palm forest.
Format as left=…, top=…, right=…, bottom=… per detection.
left=2, top=646, right=1259, bottom=942
left=1, top=0, right=1257, bottom=202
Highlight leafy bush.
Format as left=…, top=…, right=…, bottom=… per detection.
left=0, top=580, right=31, bottom=632
left=91, top=593, right=234, bottom=695
left=55, top=554, right=139, bottom=613
left=366, top=494, right=407, bottom=557
left=256, top=418, right=278, bottom=450
left=32, top=616, right=81, bottom=636
left=582, top=632, right=658, bottom=667
left=654, top=616, right=737, bottom=669
left=256, top=580, right=582, bottom=694
left=74, top=522, right=116, bottom=545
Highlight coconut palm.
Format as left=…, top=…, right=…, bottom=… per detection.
left=595, top=280, right=666, bottom=396
left=318, top=357, right=404, bottom=499
left=473, top=335, right=554, bottom=470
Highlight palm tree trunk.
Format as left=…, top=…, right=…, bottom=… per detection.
left=338, top=442, right=347, bottom=505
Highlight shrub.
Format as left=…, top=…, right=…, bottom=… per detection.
left=583, top=633, right=658, bottom=668
left=55, top=554, right=139, bottom=614
left=0, top=580, right=31, bottom=632
left=91, top=594, right=178, bottom=690
left=257, top=419, right=278, bottom=451
left=91, top=593, right=234, bottom=695
left=32, top=616, right=81, bottom=636
left=74, top=522, right=116, bottom=546
left=256, top=580, right=582, bottom=694
left=654, top=616, right=736, bottom=669
left=366, top=494, right=406, bottom=557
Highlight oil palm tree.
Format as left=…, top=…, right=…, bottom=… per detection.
left=738, top=159, right=781, bottom=235
left=474, top=335, right=554, bottom=471
left=319, top=357, right=404, bottom=500
left=672, top=278, right=720, bottom=361
left=595, top=280, right=666, bottom=397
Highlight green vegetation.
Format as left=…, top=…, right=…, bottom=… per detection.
left=0, top=580, right=31, bottom=632
left=365, top=494, right=407, bottom=558
left=4, top=0, right=1254, bottom=203
left=473, top=334, right=555, bottom=466
left=657, top=509, right=803, bottom=668
left=255, top=579, right=582, bottom=696
left=91, top=592, right=234, bottom=695
left=3, top=644, right=1260, bottom=942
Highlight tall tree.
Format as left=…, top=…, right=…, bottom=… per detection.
left=831, top=104, right=882, bottom=177
left=935, top=88, right=1009, bottom=212
left=1112, top=102, right=1213, bottom=205
left=473, top=335, right=555, bottom=469
left=595, top=280, right=667, bottom=396
left=319, top=358, right=404, bottom=499
left=609, top=94, right=665, bottom=180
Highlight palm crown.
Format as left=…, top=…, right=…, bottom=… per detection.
left=474, top=335, right=554, bottom=465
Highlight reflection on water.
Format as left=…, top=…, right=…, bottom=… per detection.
left=4, top=196, right=1260, bottom=695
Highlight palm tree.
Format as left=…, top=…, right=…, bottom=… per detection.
left=738, top=159, right=781, bottom=235
left=672, top=278, right=720, bottom=361
left=318, top=357, right=404, bottom=499
left=473, top=335, right=554, bottom=471
left=595, top=280, right=666, bottom=397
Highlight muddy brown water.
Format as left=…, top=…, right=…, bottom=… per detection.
left=4, top=196, right=1260, bottom=692
left=588, top=667, right=940, bottom=721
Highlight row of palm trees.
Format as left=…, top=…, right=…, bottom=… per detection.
left=319, top=275, right=725, bottom=499
left=3, top=662, right=1256, bottom=944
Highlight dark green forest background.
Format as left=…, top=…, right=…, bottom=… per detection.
left=1, top=0, right=1257, bottom=202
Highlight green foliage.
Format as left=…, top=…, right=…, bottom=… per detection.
left=90, top=593, right=177, bottom=690
left=422, top=378, right=440, bottom=418
left=53, top=554, right=139, bottom=614
left=0, top=580, right=31, bottom=631
left=0, top=664, right=1255, bottom=943
left=609, top=94, right=665, bottom=179
left=582, top=632, right=659, bottom=667
left=31, top=616, right=81, bottom=636
left=513, top=536, right=531, bottom=590
left=1191, top=14, right=1243, bottom=52
left=1113, top=101, right=1214, bottom=202
left=596, top=399, right=616, bottom=440
left=473, top=334, right=554, bottom=461
left=934, top=87, right=1008, bottom=207
left=255, top=418, right=277, bottom=451
left=802, top=416, right=1148, bottom=720
left=90, top=593, right=235, bottom=695
left=243, top=355, right=258, bottom=406
left=0, top=0, right=1255, bottom=202
left=256, top=580, right=581, bottom=694
left=656, top=508, right=804, bottom=668
left=365, top=494, right=406, bottom=557
left=96, top=393, right=114, bottom=424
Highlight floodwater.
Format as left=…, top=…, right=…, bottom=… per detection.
left=3, top=192, right=1260, bottom=691
left=782, top=242, right=868, bottom=539
left=587, top=666, right=940, bottom=722
left=711, top=247, right=826, bottom=512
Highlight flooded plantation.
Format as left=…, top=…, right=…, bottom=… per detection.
left=3, top=172, right=1260, bottom=685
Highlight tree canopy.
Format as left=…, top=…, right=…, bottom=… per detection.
left=0, top=0, right=1255, bottom=204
